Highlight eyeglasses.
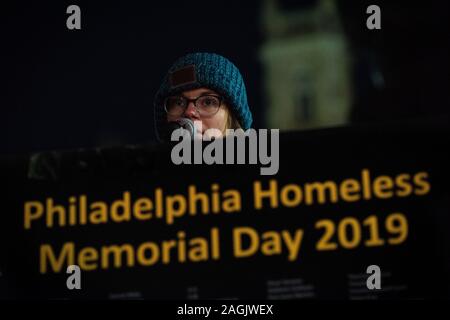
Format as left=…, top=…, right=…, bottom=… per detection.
left=164, top=94, right=224, bottom=118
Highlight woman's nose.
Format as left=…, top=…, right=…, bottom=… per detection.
left=184, top=101, right=200, bottom=119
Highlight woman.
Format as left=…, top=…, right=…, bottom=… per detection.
left=153, top=52, right=253, bottom=141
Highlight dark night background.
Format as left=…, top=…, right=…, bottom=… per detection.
left=1, top=1, right=450, bottom=302
left=2, top=0, right=449, bottom=155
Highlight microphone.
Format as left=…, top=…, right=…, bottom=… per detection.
left=165, top=118, right=195, bottom=141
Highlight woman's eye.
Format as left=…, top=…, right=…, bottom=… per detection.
left=166, top=97, right=186, bottom=114
left=175, top=98, right=185, bottom=106
left=168, top=98, right=184, bottom=109
left=201, top=97, right=218, bottom=107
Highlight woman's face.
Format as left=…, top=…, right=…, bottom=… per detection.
left=166, top=87, right=228, bottom=139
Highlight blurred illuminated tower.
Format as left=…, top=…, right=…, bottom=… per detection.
left=260, top=0, right=352, bottom=130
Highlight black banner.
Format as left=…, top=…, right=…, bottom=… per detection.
left=1, top=118, right=449, bottom=299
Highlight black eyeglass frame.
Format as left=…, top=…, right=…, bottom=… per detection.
left=164, top=94, right=225, bottom=118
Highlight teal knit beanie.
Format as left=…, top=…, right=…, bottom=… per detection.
left=153, top=52, right=253, bottom=141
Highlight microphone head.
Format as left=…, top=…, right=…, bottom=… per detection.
left=177, top=118, right=195, bottom=137
left=163, top=118, right=195, bottom=141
